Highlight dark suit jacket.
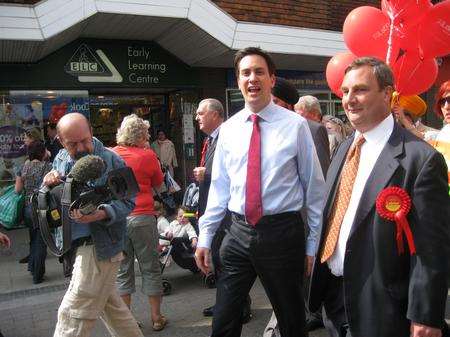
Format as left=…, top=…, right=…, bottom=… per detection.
left=198, top=134, right=218, bottom=216
left=307, top=119, right=330, bottom=177
left=309, top=123, right=449, bottom=337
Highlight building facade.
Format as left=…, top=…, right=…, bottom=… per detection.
left=0, top=0, right=446, bottom=188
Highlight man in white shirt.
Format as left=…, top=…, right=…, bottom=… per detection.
left=309, top=57, right=449, bottom=337
left=195, top=47, right=326, bottom=337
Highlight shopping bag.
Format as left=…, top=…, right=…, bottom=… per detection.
left=0, top=185, right=24, bottom=229
left=165, top=171, right=181, bottom=193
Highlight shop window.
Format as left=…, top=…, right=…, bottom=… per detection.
left=0, top=90, right=88, bottom=187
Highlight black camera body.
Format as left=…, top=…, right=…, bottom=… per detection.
left=35, top=165, right=139, bottom=256
left=70, top=166, right=139, bottom=215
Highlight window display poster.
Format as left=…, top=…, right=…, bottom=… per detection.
left=0, top=92, right=89, bottom=185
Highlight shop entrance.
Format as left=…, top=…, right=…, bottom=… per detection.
left=89, top=90, right=200, bottom=191
left=89, top=94, right=169, bottom=147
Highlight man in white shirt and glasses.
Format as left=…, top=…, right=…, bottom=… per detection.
left=195, top=46, right=326, bottom=337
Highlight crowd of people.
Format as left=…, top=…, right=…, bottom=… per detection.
left=0, top=46, right=448, bottom=337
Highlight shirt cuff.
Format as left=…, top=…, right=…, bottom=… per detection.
left=306, top=239, right=317, bottom=256
left=197, top=233, right=213, bottom=249
left=97, top=204, right=115, bottom=226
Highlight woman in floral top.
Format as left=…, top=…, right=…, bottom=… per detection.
left=15, top=141, right=51, bottom=284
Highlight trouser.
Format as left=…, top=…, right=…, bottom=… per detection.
left=25, top=205, right=47, bottom=283
left=212, top=212, right=306, bottom=337
left=53, top=245, right=143, bottom=337
left=116, top=215, right=162, bottom=296
left=322, top=274, right=351, bottom=337
left=263, top=275, right=323, bottom=337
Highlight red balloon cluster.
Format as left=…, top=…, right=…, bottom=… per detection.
left=326, top=0, right=450, bottom=97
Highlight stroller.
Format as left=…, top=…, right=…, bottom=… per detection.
left=159, top=235, right=200, bottom=295
left=159, top=183, right=215, bottom=295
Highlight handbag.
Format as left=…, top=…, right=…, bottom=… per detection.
left=0, top=185, right=25, bottom=229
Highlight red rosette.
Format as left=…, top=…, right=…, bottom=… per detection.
left=376, top=186, right=415, bottom=255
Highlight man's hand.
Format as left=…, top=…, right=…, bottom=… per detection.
left=195, top=247, right=211, bottom=274
left=193, top=167, right=206, bottom=183
left=0, top=232, right=11, bottom=248
left=69, top=209, right=108, bottom=224
left=410, top=322, right=442, bottom=337
left=43, top=170, right=62, bottom=186
left=191, top=237, right=198, bottom=249
left=305, top=255, right=314, bottom=277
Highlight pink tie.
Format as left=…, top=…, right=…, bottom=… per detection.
left=245, top=114, right=263, bottom=226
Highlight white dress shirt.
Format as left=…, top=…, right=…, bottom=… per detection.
left=328, top=114, right=394, bottom=276
left=198, top=101, right=326, bottom=255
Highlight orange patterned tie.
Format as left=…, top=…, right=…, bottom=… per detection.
left=320, top=135, right=366, bottom=263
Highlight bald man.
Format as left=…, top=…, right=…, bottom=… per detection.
left=43, top=113, right=143, bottom=337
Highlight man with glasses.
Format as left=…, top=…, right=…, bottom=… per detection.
left=43, top=112, right=143, bottom=337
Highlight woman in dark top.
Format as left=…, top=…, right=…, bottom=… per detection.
left=15, top=141, right=51, bottom=284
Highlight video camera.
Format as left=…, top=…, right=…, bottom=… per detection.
left=35, top=155, right=139, bottom=255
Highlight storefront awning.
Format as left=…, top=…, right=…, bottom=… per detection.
left=0, top=0, right=347, bottom=71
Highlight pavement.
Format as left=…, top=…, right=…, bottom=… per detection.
left=0, top=228, right=448, bottom=337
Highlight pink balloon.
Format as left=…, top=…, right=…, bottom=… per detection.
left=326, top=52, right=358, bottom=98
left=392, top=52, right=438, bottom=95
left=418, top=1, right=450, bottom=59
left=343, top=6, right=389, bottom=60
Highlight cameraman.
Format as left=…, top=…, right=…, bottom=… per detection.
left=43, top=113, right=143, bottom=337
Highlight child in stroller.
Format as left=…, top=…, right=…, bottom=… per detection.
left=158, top=207, right=200, bottom=294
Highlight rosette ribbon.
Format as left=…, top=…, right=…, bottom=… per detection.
left=376, top=186, right=416, bottom=255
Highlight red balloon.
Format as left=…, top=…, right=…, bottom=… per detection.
left=326, top=52, right=358, bottom=98
left=343, top=6, right=390, bottom=60
left=392, top=52, right=438, bottom=95
left=381, top=0, right=431, bottom=28
left=418, top=1, right=450, bottom=59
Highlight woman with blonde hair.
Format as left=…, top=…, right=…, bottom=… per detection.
left=112, top=114, right=167, bottom=331
left=322, top=115, right=347, bottom=157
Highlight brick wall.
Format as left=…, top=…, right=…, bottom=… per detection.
left=1, top=0, right=443, bottom=32
left=211, top=0, right=380, bottom=31
left=1, top=0, right=39, bottom=4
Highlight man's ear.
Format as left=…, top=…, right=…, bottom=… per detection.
left=384, top=86, right=394, bottom=104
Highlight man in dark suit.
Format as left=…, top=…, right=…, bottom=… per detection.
left=295, top=95, right=331, bottom=173
left=194, top=98, right=225, bottom=217
left=193, top=98, right=252, bottom=321
left=309, top=57, right=449, bottom=337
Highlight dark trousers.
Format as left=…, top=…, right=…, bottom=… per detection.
left=25, top=205, right=47, bottom=283
left=321, top=274, right=352, bottom=337
left=212, top=212, right=306, bottom=337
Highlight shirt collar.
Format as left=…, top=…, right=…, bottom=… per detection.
left=210, top=125, right=221, bottom=140
left=355, top=114, right=394, bottom=146
left=242, top=101, right=278, bottom=123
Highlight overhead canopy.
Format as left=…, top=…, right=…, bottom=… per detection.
left=0, top=0, right=347, bottom=71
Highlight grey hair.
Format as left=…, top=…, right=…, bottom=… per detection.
left=198, top=98, right=225, bottom=118
left=295, top=95, right=322, bottom=116
left=116, top=114, right=150, bottom=146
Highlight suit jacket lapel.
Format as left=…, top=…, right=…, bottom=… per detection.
left=349, top=123, right=404, bottom=237
left=204, top=136, right=218, bottom=166
left=325, top=136, right=353, bottom=219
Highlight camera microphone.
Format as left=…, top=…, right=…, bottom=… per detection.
left=68, top=155, right=105, bottom=183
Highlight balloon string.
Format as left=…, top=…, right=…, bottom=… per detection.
left=397, top=53, right=422, bottom=95
left=386, top=18, right=395, bottom=65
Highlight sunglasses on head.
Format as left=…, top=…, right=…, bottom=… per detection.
left=439, top=96, right=450, bottom=106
